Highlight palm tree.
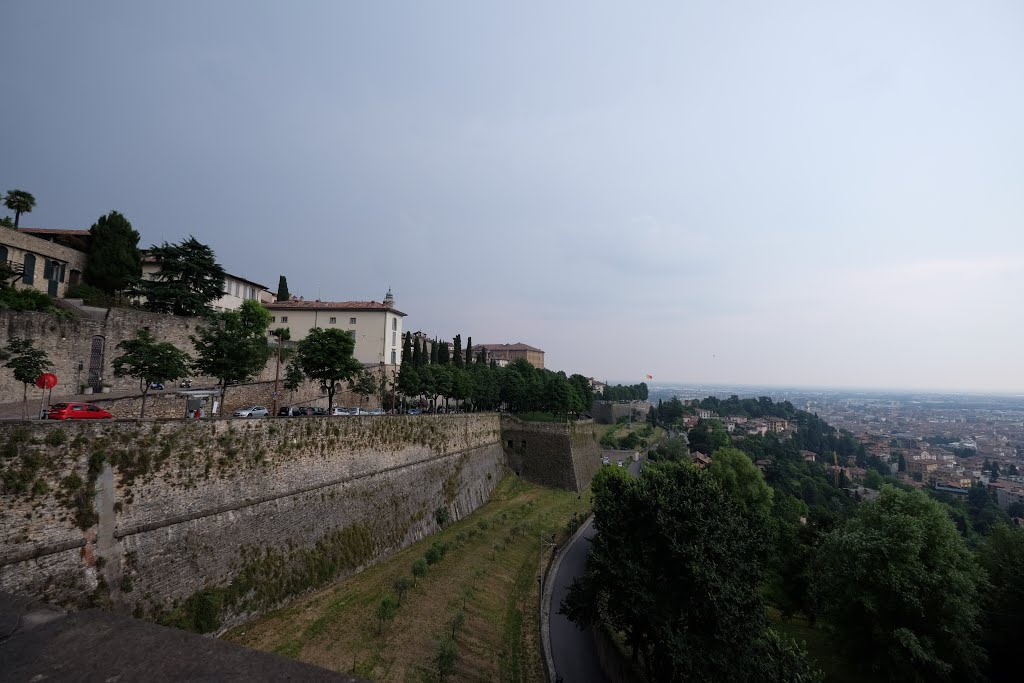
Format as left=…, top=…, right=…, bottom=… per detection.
left=4, top=190, right=36, bottom=228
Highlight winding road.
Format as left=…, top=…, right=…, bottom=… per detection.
left=548, top=459, right=640, bottom=682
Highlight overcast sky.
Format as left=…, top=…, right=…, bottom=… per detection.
left=3, top=2, right=1022, bottom=393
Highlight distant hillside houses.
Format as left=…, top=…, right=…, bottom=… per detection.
left=469, top=342, right=544, bottom=369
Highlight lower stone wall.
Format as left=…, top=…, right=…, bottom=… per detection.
left=501, top=417, right=602, bottom=492
left=0, top=414, right=504, bottom=630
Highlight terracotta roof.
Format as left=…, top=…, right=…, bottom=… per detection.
left=19, top=227, right=91, bottom=237
left=472, top=342, right=544, bottom=353
left=266, top=299, right=406, bottom=316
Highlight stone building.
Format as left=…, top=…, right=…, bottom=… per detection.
left=470, top=342, right=545, bottom=369
left=266, top=290, right=405, bottom=367
left=0, top=228, right=89, bottom=298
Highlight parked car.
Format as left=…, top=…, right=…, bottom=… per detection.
left=293, top=406, right=327, bottom=416
left=149, top=382, right=165, bottom=390
left=367, top=408, right=385, bottom=416
left=179, top=378, right=192, bottom=388
left=406, top=408, right=421, bottom=415
left=233, top=406, right=269, bottom=418
left=331, top=407, right=351, bottom=416
left=47, top=403, right=113, bottom=420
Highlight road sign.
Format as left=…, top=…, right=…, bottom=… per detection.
left=35, top=373, right=58, bottom=390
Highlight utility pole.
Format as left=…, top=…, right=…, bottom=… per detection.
left=272, top=332, right=282, bottom=417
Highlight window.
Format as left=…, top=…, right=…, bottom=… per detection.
left=22, top=253, right=35, bottom=284
left=392, top=330, right=396, bottom=346
left=223, top=279, right=230, bottom=293
left=281, top=316, right=288, bottom=323
left=329, top=317, right=337, bottom=324
left=391, top=350, right=397, bottom=364
left=392, top=318, right=397, bottom=331
left=349, top=317, right=357, bottom=324
left=234, top=282, right=240, bottom=297
left=270, top=316, right=276, bottom=323
left=0, top=246, right=7, bottom=262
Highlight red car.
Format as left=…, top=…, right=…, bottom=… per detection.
left=46, top=402, right=113, bottom=420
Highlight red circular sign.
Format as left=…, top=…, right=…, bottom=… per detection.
left=35, top=373, right=58, bottom=390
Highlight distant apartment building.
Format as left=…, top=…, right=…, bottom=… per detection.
left=470, top=343, right=545, bottom=369
left=266, top=290, right=405, bottom=367
left=1, top=227, right=89, bottom=298
left=141, top=257, right=272, bottom=312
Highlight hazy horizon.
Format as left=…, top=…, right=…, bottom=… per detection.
left=3, top=2, right=1022, bottom=394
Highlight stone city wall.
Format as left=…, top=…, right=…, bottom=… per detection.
left=0, top=413, right=504, bottom=630
left=500, top=416, right=602, bottom=492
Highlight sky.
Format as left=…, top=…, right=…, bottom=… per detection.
left=2, top=1, right=1022, bottom=393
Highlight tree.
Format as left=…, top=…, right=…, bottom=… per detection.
left=83, top=211, right=142, bottom=295
left=401, top=331, right=412, bottom=364
left=976, top=525, right=1024, bottom=681
left=4, top=189, right=36, bottom=228
left=452, top=334, right=463, bottom=368
left=412, top=558, right=427, bottom=585
left=561, top=462, right=775, bottom=681
left=688, top=418, right=730, bottom=454
left=138, top=237, right=226, bottom=316
left=435, top=637, right=458, bottom=682
left=283, top=361, right=304, bottom=393
left=464, top=336, right=472, bottom=366
left=375, top=595, right=399, bottom=633
left=3, top=337, right=50, bottom=420
left=112, top=329, right=191, bottom=418
left=813, top=486, right=988, bottom=681
left=191, top=300, right=273, bottom=411
left=275, top=275, right=289, bottom=302
left=294, top=327, right=362, bottom=414
left=706, top=447, right=774, bottom=520
left=392, top=576, right=412, bottom=605
left=351, top=370, right=377, bottom=408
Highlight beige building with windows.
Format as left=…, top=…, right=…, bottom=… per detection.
left=469, top=342, right=545, bottom=369
left=1, top=228, right=89, bottom=298
left=266, top=290, right=405, bottom=367
left=141, top=259, right=272, bottom=312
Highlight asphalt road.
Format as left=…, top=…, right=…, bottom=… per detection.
left=548, top=459, right=640, bottom=683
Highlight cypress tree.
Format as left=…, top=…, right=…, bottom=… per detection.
left=452, top=334, right=463, bottom=368
left=402, top=332, right=412, bottom=364
left=480, top=346, right=488, bottom=365
left=465, top=336, right=472, bottom=366
left=430, top=339, right=440, bottom=365
left=276, top=275, right=290, bottom=301
left=413, top=336, right=423, bottom=367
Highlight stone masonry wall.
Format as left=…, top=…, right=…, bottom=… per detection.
left=500, top=416, right=603, bottom=492
left=0, top=414, right=504, bottom=630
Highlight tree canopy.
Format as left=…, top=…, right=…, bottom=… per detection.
left=706, top=446, right=774, bottom=520
left=190, top=300, right=273, bottom=410
left=276, top=275, right=289, bottom=302
left=3, top=336, right=51, bottom=420
left=294, top=327, right=362, bottom=413
left=561, top=461, right=817, bottom=682
left=112, top=329, right=191, bottom=417
left=84, top=211, right=142, bottom=294
left=813, top=486, right=988, bottom=681
left=3, top=189, right=36, bottom=228
left=138, top=237, right=226, bottom=316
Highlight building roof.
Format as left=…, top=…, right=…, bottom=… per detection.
left=19, top=227, right=92, bottom=237
left=472, top=342, right=544, bottom=353
left=266, top=299, right=406, bottom=316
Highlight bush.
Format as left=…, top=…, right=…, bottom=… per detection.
left=412, top=558, right=428, bottom=584
left=65, top=283, right=109, bottom=307
left=0, top=287, right=57, bottom=312
left=434, top=506, right=450, bottom=526
left=425, top=546, right=443, bottom=565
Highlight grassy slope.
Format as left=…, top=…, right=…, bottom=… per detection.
left=226, top=476, right=591, bottom=682
left=769, top=610, right=871, bottom=683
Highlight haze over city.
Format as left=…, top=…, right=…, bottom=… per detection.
left=2, top=1, right=1022, bottom=393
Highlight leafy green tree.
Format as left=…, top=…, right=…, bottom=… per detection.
left=412, top=558, right=427, bottom=585
left=813, top=486, right=988, bottom=681
left=688, top=418, right=730, bottom=454
left=3, top=189, right=35, bottom=228
left=375, top=595, right=399, bottom=633
left=561, top=462, right=775, bottom=681
left=283, top=361, right=304, bottom=392
left=275, top=275, right=289, bottom=302
left=3, top=337, right=50, bottom=420
left=450, top=609, right=465, bottom=638
left=190, top=300, right=273, bottom=411
left=294, top=327, right=362, bottom=413
left=83, top=211, right=142, bottom=295
left=435, top=637, right=458, bottom=681
left=138, top=237, right=226, bottom=316
left=351, top=370, right=377, bottom=408
left=112, top=329, right=191, bottom=418
left=706, top=447, right=773, bottom=520
left=976, top=524, right=1024, bottom=681
left=397, top=363, right=420, bottom=409
left=392, top=576, right=413, bottom=605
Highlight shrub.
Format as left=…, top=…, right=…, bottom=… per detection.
left=412, top=558, right=428, bottom=584
left=434, top=506, right=450, bottom=526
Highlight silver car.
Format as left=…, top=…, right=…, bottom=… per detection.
left=233, top=406, right=268, bottom=418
